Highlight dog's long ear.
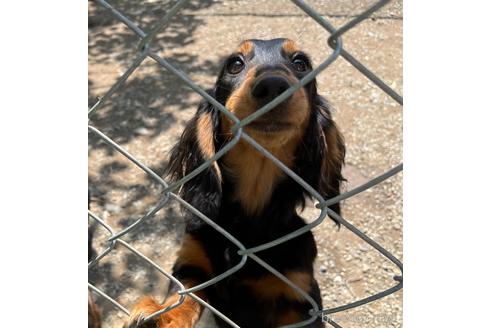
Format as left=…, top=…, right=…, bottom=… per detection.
left=166, top=91, right=222, bottom=219
left=314, top=96, right=346, bottom=221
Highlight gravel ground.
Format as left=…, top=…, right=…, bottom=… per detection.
left=88, top=1, right=402, bottom=327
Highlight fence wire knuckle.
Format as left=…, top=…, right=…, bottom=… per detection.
left=89, top=0, right=403, bottom=327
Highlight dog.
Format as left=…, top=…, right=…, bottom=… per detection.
left=125, top=38, right=345, bottom=328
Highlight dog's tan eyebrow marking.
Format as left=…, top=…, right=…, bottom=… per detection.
left=236, top=40, right=254, bottom=56
left=282, top=39, right=300, bottom=55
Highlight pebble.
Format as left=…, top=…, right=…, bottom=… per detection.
left=104, top=203, right=121, bottom=213
left=135, top=127, right=151, bottom=136
left=347, top=276, right=363, bottom=283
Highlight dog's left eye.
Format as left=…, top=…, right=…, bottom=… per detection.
left=292, top=56, right=308, bottom=72
left=226, top=57, right=245, bottom=74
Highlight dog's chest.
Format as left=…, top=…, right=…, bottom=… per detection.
left=221, top=141, right=296, bottom=215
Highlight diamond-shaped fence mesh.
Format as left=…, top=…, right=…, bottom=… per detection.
left=88, top=0, right=403, bottom=327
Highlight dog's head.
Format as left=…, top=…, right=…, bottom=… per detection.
left=215, top=38, right=312, bottom=148
left=168, top=39, right=345, bottom=219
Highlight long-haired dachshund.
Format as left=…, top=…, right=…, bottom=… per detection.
left=126, top=38, right=345, bottom=328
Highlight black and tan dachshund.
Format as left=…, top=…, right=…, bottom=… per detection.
left=126, top=38, right=345, bottom=328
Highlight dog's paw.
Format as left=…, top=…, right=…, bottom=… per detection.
left=124, top=296, right=189, bottom=328
left=124, top=312, right=158, bottom=328
left=124, top=297, right=163, bottom=328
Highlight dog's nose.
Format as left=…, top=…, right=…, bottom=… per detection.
left=251, top=76, right=291, bottom=104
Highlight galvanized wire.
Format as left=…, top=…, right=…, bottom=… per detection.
left=88, top=0, right=403, bottom=327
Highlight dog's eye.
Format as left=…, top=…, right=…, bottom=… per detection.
left=292, top=56, right=308, bottom=72
left=226, top=57, right=245, bottom=74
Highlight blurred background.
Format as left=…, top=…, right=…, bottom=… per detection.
left=88, top=1, right=402, bottom=327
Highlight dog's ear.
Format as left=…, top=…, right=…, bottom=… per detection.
left=314, top=96, right=346, bottom=220
left=166, top=91, right=222, bottom=218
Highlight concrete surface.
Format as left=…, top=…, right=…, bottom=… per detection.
left=88, top=1, right=402, bottom=327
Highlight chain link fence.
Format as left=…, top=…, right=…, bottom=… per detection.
left=88, top=0, right=403, bottom=327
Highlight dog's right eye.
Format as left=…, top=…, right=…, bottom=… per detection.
left=226, top=57, right=244, bottom=74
